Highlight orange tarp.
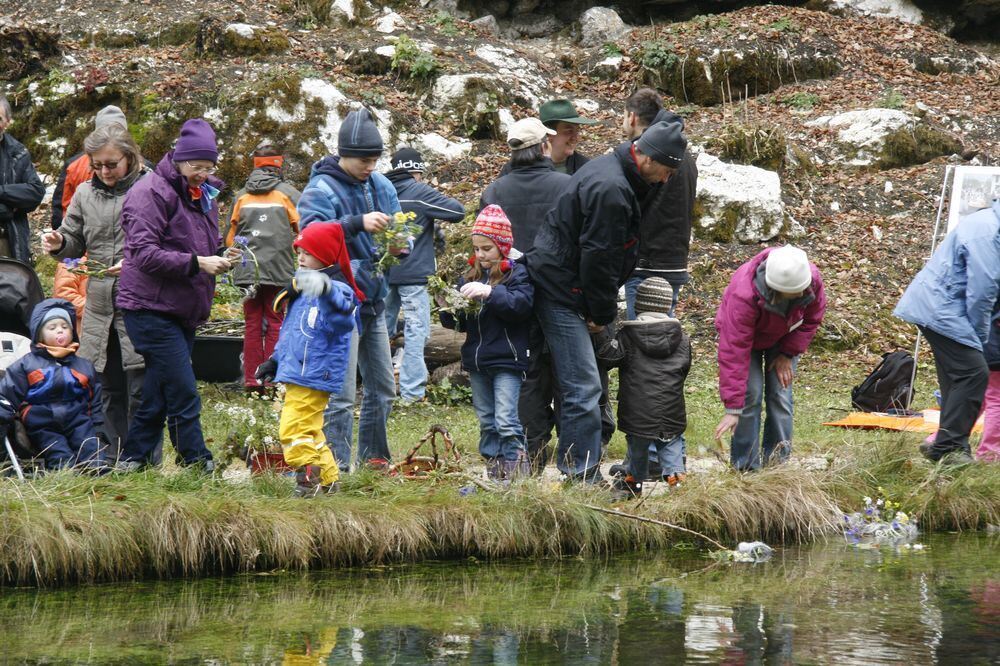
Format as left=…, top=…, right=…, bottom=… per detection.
left=824, top=409, right=983, bottom=434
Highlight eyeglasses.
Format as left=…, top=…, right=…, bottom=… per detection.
left=184, top=162, right=217, bottom=175
left=90, top=160, right=122, bottom=171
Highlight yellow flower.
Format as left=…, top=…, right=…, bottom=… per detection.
left=895, top=511, right=909, bottom=524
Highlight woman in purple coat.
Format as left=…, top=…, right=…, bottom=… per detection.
left=115, top=119, right=233, bottom=471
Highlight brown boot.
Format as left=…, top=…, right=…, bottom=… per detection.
left=294, top=465, right=324, bottom=498
left=610, top=475, right=642, bottom=500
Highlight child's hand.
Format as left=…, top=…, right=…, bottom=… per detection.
left=40, top=229, right=63, bottom=253
left=460, top=282, right=492, bottom=301
left=255, top=359, right=278, bottom=384
left=295, top=269, right=331, bottom=298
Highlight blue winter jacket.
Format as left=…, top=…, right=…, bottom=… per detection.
left=384, top=169, right=466, bottom=286
left=296, top=156, right=402, bottom=316
left=439, top=263, right=534, bottom=373
left=272, top=266, right=359, bottom=394
left=0, top=298, right=103, bottom=432
left=894, top=200, right=1000, bottom=351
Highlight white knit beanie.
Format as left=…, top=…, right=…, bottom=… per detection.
left=765, top=245, right=812, bottom=293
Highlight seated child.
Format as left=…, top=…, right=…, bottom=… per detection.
left=255, top=222, right=363, bottom=497
left=597, top=277, right=692, bottom=498
left=438, top=205, right=534, bottom=481
left=0, top=298, right=105, bottom=471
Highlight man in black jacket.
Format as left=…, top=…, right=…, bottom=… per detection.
left=0, top=96, right=45, bottom=263
left=527, top=120, right=688, bottom=483
left=621, top=88, right=699, bottom=320
left=384, top=148, right=466, bottom=404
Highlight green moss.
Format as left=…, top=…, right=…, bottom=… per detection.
left=91, top=30, right=142, bottom=48
left=217, top=26, right=290, bottom=56
left=450, top=78, right=509, bottom=140
left=152, top=21, right=199, bottom=46
left=707, top=121, right=787, bottom=171
left=692, top=200, right=742, bottom=243
left=877, top=124, right=962, bottom=169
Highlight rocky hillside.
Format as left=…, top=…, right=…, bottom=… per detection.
left=2, top=0, right=999, bottom=372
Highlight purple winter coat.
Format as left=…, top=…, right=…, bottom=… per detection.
left=116, top=153, right=224, bottom=330
left=714, top=248, right=826, bottom=411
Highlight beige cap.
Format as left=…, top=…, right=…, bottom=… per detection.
left=507, top=117, right=556, bottom=150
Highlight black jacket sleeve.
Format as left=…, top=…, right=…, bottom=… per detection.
left=0, top=150, right=45, bottom=213
left=579, top=186, right=630, bottom=326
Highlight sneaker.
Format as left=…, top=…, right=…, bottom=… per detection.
left=918, top=441, right=940, bottom=462
left=114, top=460, right=145, bottom=473
left=501, top=454, right=531, bottom=481
left=609, top=463, right=628, bottom=478
left=664, top=472, right=686, bottom=488
left=941, top=450, right=975, bottom=466
left=610, top=475, right=642, bottom=500
left=364, top=457, right=391, bottom=472
left=486, top=458, right=503, bottom=481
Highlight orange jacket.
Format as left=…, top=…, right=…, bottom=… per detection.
left=52, top=262, right=88, bottom=334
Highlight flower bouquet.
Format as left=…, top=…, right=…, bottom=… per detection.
left=374, top=211, right=422, bottom=273
left=62, top=256, right=114, bottom=279
left=427, top=274, right=482, bottom=318
left=228, top=234, right=262, bottom=299
left=213, top=392, right=287, bottom=473
left=842, top=487, right=919, bottom=547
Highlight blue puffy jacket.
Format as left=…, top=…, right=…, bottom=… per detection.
left=0, top=298, right=104, bottom=467
left=439, top=263, right=534, bottom=373
left=272, top=267, right=359, bottom=394
left=297, top=157, right=402, bottom=316
left=894, top=200, right=1000, bottom=351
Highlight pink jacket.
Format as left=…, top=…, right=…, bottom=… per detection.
left=715, top=248, right=826, bottom=410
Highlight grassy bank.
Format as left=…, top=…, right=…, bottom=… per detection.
left=2, top=435, right=997, bottom=587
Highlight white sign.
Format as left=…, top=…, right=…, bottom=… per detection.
left=947, top=166, right=1000, bottom=232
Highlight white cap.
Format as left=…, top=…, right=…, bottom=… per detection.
left=765, top=245, right=812, bottom=293
left=507, top=117, right=556, bottom=150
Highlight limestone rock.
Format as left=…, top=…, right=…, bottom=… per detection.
left=578, top=7, right=631, bottom=47
left=694, top=152, right=795, bottom=243
left=330, top=0, right=374, bottom=25
left=470, top=14, right=500, bottom=35
left=825, top=0, right=925, bottom=25
left=374, top=9, right=407, bottom=33
left=410, top=132, right=473, bottom=161
left=805, top=109, right=962, bottom=168
left=345, top=46, right=394, bottom=74
left=473, top=44, right=546, bottom=107
left=508, top=13, right=562, bottom=38
left=432, top=73, right=508, bottom=137
left=590, top=54, right=624, bottom=79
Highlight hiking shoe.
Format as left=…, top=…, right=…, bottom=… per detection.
left=501, top=454, right=531, bottom=481
left=294, top=464, right=324, bottom=497
left=486, top=458, right=503, bottom=481
left=320, top=481, right=341, bottom=494
left=941, top=450, right=975, bottom=466
left=114, top=460, right=145, bottom=473
left=664, top=473, right=686, bottom=488
left=364, top=457, right=391, bottom=472
left=609, top=463, right=628, bottom=478
left=610, top=475, right=642, bottom=500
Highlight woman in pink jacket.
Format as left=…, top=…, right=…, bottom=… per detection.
left=713, top=246, right=826, bottom=471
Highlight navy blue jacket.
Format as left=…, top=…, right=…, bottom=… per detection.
left=384, top=170, right=465, bottom=286
left=479, top=159, right=570, bottom=251
left=0, top=299, right=103, bottom=466
left=0, top=133, right=45, bottom=263
left=439, top=263, right=534, bottom=373
left=297, top=156, right=402, bottom=316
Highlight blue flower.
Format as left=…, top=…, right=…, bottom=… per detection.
left=62, top=258, right=81, bottom=269
left=234, top=235, right=249, bottom=246
left=865, top=507, right=874, bottom=516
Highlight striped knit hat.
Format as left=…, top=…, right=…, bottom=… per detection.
left=634, top=277, right=673, bottom=315
left=471, top=204, right=514, bottom=257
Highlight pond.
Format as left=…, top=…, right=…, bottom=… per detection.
left=0, top=533, right=996, bottom=664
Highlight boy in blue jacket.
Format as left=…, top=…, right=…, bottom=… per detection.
left=255, top=223, right=365, bottom=497
left=296, top=108, right=402, bottom=472
left=0, top=298, right=105, bottom=471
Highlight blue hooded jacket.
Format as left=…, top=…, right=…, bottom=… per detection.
left=296, top=156, right=402, bottom=316
left=272, top=266, right=360, bottom=394
left=0, top=298, right=103, bottom=452
left=894, top=200, right=1000, bottom=351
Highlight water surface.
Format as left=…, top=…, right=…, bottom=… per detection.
left=0, top=533, right=996, bottom=664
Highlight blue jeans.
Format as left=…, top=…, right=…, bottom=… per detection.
left=384, top=284, right=430, bottom=401
left=533, top=294, right=603, bottom=481
left=626, top=434, right=685, bottom=479
left=121, top=310, right=212, bottom=465
left=470, top=369, right=526, bottom=461
left=731, top=347, right=798, bottom=471
left=624, top=272, right=682, bottom=320
left=323, top=311, right=395, bottom=471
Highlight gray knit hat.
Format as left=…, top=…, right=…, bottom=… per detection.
left=636, top=120, right=686, bottom=168
left=338, top=108, right=384, bottom=157
left=95, top=105, right=127, bottom=130
left=40, top=307, right=72, bottom=328
left=634, top=277, right=673, bottom=315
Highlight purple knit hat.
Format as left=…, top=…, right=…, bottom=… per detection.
left=173, top=119, right=219, bottom=163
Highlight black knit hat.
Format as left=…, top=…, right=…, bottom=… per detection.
left=338, top=108, right=384, bottom=157
left=634, top=277, right=673, bottom=315
left=636, top=120, right=687, bottom=168
left=391, top=147, right=426, bottom=172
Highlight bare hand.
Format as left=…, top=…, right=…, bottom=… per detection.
left=387, top=244, right=406, bottom=256
left=768, top=354, right=795, bottom=389
left=714, top=413, right=740, bottom=440
left=585, top=320, right=603, bottom=334
left=198, top=255, right=232, bottom=275
left=362, top=212, right=390, bottom=233
left=41, top=229, right=63, bottom=254
left=106, top=259, right=123, bottom=276
left=223, top=246, right=243, bottom=263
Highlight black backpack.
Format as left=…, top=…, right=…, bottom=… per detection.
left=851, top=351, right=915, bottom=412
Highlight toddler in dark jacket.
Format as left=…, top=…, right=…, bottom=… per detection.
left=439, top=205, right=534, bottom=480
left=597, top=278, right=691, bottom=498
left=0, top=298, right=105, bottom=471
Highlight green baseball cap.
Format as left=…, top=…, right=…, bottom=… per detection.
left=539, top=99, right=599, bottom=127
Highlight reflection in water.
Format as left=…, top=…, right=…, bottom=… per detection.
left=0, top=534, right=996, bottom=664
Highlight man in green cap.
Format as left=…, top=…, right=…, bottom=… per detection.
left=539, top=99, right=599, bottom=175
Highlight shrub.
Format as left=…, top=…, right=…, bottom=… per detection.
left=707, top=121, right=788, bottom=171
left=432, top=11, right=460, bottom=37
left=879, top=89, right=906, bottom=110
left=639, top=40, right=678, bottom=72
left=391, top=35, right=439, bottom=81
left=601, top=42, right=623, bottom=57
left=767, top=17, right=797, bottom=32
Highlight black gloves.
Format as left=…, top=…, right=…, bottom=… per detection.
left=255, top=358, right=278, bottom=383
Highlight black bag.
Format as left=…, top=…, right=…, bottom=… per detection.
left=851, top=351, right=915, bottom=412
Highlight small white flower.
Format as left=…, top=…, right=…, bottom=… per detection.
left=876, top=498, right=884, bottom=507
left=863, top=496, right=872, bottom=505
